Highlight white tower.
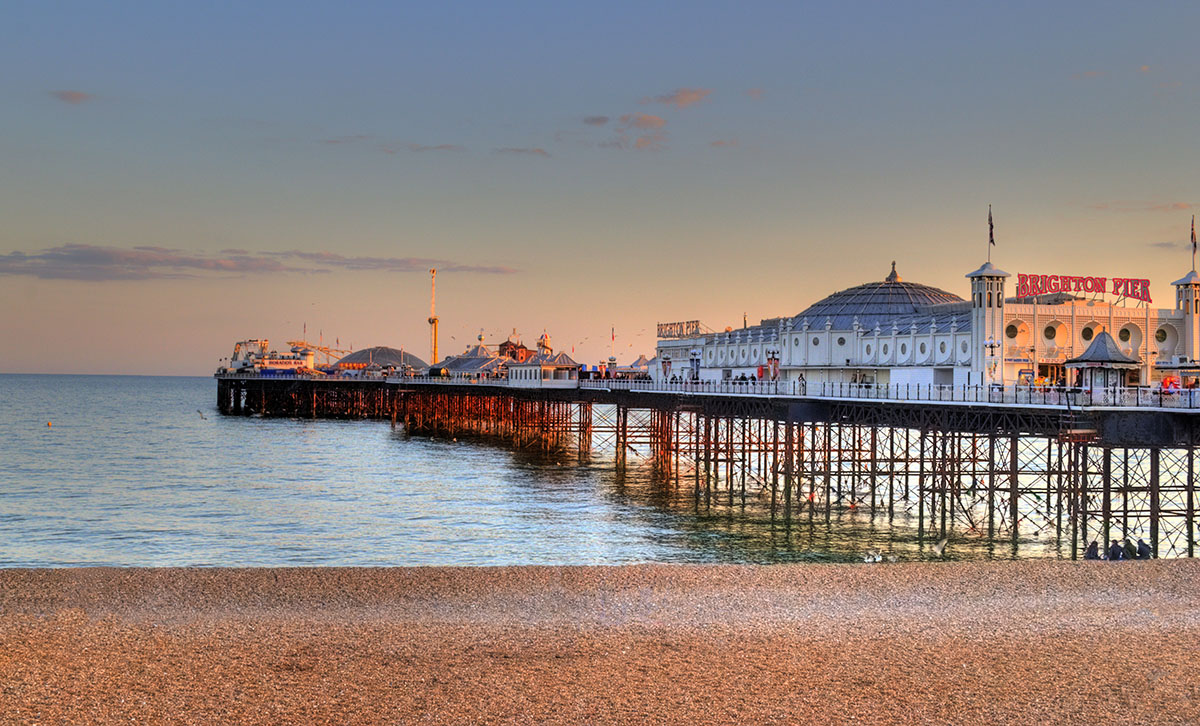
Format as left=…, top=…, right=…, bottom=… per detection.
left=1172, top=269, right=1200, bottom=365
left=967, top=261, right=1010, bottom=385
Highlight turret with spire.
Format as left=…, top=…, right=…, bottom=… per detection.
left=1173, top=215, right=1200, bottom=365
left=967, top=209, right=1010, bottom=385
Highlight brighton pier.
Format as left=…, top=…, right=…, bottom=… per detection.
left=215, top=255, right=1200, bottom=558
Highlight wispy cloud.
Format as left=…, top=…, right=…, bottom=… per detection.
left=583, top=116, right=609, bottom=126
left=596, top=114, right=671, bottom=151
left=1147, top=240, right=1183, bottom=250
left=710, top=139, right=737, bottom=148
left=619, top=113, right=666, bottom=130
left=0, top=244, right=517, bottom=281
left=50, top=90, right=92, bottom=105
left=1089, top=201, right=1194, bottom=213
left=640, top=87, right=712, bottom=109
left=402, top=143, right=464, bottom=153
left=746, top=88, right=765, bottom=100
left=495, top=147, right=550, bottom=157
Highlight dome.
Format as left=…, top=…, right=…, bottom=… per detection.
left=336, top=346, right=428, bottom=369
left=793, top=262, right=963, bottom=331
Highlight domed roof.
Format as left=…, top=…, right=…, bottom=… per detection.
left=336, top=346, right=428, bottom=369
left=793, top=262, right=963, bottom=331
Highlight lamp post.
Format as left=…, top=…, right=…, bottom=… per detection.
left=984, top=337, right=1001, bottom=387
left=689, top=349, right=701, bottom=382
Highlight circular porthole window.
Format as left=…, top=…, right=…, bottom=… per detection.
left=1044, top=326, right=1056, bottom=340
left=900, top=344, right=907, bottom=355
left=1156, top=328, right=1168, bottom=343
left=882, top=344, right=889, bottom=355
left=939, top=342, right=947, bottom=354
left=1006, top=324, right=1018, bottom=339
left=920, top=342, right=927, bottom=354
left=812, top=337, right=820, bottom=346
left=1081, top=327, right=1094, bottom=342
left=1119, top=328, right=1131, bottom=342
left=961, top=341, right=968, bottom=353
left=793, top=337, right=800, bottom=346
left=752, top=347, right=759, bottom=358
left=837, top=337, right=846, bottom=346
left=865, top=345, right=872, bottom=356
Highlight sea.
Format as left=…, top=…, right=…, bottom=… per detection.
left=0, top=374, right=1054, bottom=567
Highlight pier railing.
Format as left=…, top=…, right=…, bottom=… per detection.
left=578, top=379, right=1200, bottom=409
left=218, top=371, right=1200, bottom=410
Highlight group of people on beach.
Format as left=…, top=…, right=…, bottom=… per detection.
left=1083, top=538, right=1153, bottom=560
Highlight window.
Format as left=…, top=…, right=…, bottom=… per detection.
left=1006, top=324, right=1018, bottom=339
left=939, top=342, right=946, bottom=354
left=865, top=345, right=872, bottom=356
left=1081, top=327, right=1094, bottom=342
left=961, top=341, right=969, bottom=353
left=1044, top=326, right=1056, bottom=340
left=919, top=343, right=927, bottom=354
left=1156, top=328, right=1168, bottom=343
left=836, top=337, right=846, bottom=346
left=900, top=343, right=907, bottom=355
left=812, top=337, right=819, bottom=346
left=987, top=292, right=993, bottom=308
left=882, top=344, right=889, bottom=355
left=793, top=337, right=800, bottom=346
left=1119, top=328, right=1131, bottom=342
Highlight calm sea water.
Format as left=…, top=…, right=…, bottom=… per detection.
left=0, top=374, right=1047, bottom=567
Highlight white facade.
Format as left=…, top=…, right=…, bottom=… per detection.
left=656, top=259, right=1200, bottom=388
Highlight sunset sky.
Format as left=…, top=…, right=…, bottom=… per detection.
left=3, top=2, right=1200, bottom=375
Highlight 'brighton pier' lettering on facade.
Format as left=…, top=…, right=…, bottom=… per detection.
left=1015, top=273, right=1152, bottom=303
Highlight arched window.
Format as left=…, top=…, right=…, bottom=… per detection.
left=987, top=292, right=993, bottom=307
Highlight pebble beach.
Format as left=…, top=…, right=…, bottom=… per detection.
left=2, top=561, right=1198, bottom=724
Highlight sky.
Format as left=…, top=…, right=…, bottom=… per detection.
left=2, top=1, right=1199, bottom=375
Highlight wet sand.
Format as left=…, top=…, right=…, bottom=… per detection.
left=2, top=561, right=1198, bottom=724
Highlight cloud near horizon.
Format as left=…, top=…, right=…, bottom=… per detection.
left=50, top=90, right=93, bottom=104
left=1090, top=201, right=1195, bottom=213
left=640, top=88, right=712, bottom=109
left=583, top=115, right=609, bottom=126
left=0, top=244, right=517, bottom=281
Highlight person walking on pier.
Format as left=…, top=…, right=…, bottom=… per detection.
left=1107, top=539, right=1125, bottom=561
left=1084, top=541, right=1101, bottom=560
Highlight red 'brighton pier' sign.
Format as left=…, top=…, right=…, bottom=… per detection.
left=1015, top=273, right=1152, bottom=303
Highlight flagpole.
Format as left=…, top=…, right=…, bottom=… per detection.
left=987, top=205, right=994, bottom=264
left=1192, top=214, right=1196, bottom=272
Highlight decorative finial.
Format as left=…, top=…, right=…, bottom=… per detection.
left=886, top=261, right=901, bottom=283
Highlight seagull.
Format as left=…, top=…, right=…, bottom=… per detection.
left=932, top=537, right=949, bottom=557
left=862, top=549, right=882, bottom=563
left=196, top=409, right=207, bottom=420
left=886, top=555, right=898, bottom=563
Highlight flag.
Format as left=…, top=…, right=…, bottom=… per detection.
left=611, top=327, right=615, bottom=342
left=988, top=205, right=995, bottom=247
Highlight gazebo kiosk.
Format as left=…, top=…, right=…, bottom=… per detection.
left=1065, top=330, right=1141, bottom=389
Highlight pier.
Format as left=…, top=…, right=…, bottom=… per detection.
left=215, top=373, right=1200, bottom=558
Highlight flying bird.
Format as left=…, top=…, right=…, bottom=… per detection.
left=196, top=409, right=207, bottom=420
left=932, top=537, right=949, bottom=557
